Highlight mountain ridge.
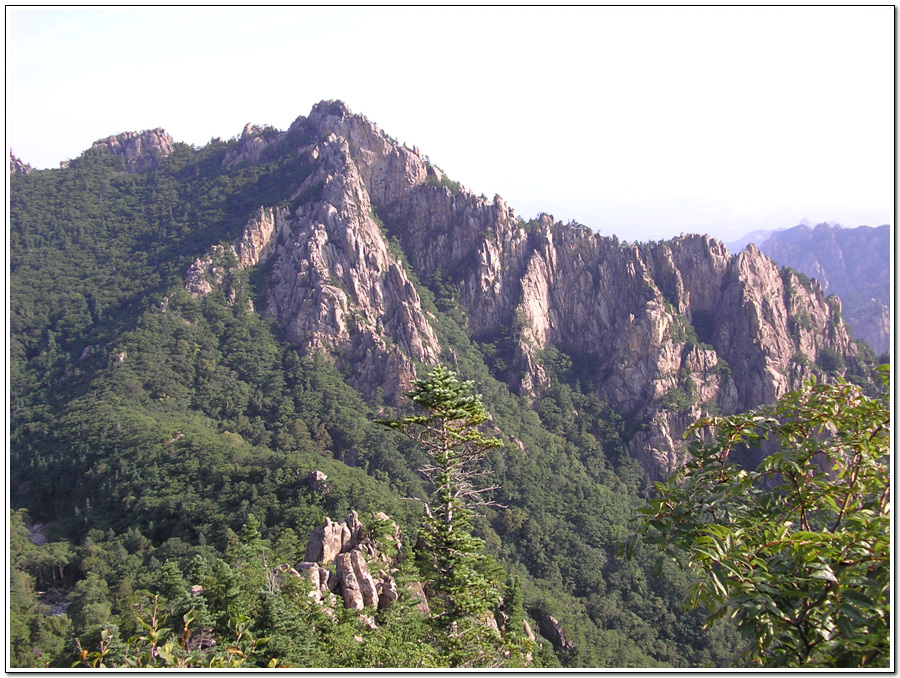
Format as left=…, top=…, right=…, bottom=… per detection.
left=8, top=99, right=884, bottom=668
left=169, top=100, right=869, bottom=477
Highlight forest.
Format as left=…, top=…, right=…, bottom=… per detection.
left=8, top=128, right=890, bottom=668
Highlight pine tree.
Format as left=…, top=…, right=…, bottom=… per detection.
left=378, top=366, right=510, bottom=667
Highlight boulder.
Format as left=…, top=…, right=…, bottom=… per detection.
left=377, top=575, right=399, bottom=609
left=307, top=469, right=328, bottom=492
left=407, top=580, right=430, bottom=614
left=523, top=619, right=536, bottom=642
left=349, top=550, right=378, bottom=608
left=293, top=562, right=323, bottom=602
left=305, top=517, right=351, bottom=564
left=335, top=553, right=364, bottom=610
left=344, top=510, right=364, bottom=552
left=538, top=613, right=574, bottom=653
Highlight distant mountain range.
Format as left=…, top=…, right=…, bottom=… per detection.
left=723, top=228, right=785, bottom=253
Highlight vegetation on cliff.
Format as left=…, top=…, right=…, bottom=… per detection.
left=8, top=103, right=886, bottom=668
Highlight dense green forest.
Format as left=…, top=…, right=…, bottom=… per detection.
left=8, top=134, right=886, bottom=668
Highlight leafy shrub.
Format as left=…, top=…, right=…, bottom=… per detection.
left=632, top=369, right=891, bottom=667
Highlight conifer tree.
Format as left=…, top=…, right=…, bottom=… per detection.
left=378, top=366, right=510, bottom=667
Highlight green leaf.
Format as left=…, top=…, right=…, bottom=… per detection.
left=842, top=589, right=876, bottom=609
left=838, top=603, right=868, bottom=624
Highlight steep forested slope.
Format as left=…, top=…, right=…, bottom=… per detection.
left=8, top=101, right=879, bottom=668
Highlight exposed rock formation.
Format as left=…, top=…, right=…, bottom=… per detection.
left=263, top=132, right=441, bottom=402
left=377, top=574, right=399, bottom=609
left=336, top=551, right=379, bottom=609
left=185, top=246, right=226, bottom=298
left=187, top=107, right=443, bottom=402
left=71, top=128, right=175, bottom=173
left=756, top=223, right=890, bottom=355
left=289, top=510, right=553, bottom=644
left=293, top=511, right=421, bottom=620
left=304, top=515, right=353, bottom=565
left=378, top=177, right=855, bottom=474
left=537, top=613, right=575, bottom=654
left=9, top=151, right=32, bottom=175
left=523, top=619, right=536, bottom=642
left=307, top=469, right=329, bottom=493
left=406, top=580, right=430, bottom=615
left=184, top=100, right=865, bottom=477
left=235, top=206, right=283, bottom=269
left=223, top=123, right=278, bottom=166
left=184, top=207, right=285, bottom=301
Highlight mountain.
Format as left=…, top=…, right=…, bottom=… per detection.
left=8, top=100, right=881, bottom=668
left=178, top=100, right=866, bottom=477
left=748, top=223, right=890, bottom=355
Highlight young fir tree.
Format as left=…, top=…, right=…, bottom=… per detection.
left=378, top=366, right=521, bottom=667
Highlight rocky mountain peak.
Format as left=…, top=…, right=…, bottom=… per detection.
left=184, top=100, right=868, bottom=476
left=61, top=128, right=175, bottom=173
left=307, top=99, right=353, bottom=126
left=9, top=151, right=32, bottom=175
left=189, top=106, right=443, bottom=403
left=95, top=128, right=174, bottom=172
left=306, top=102, right=430, bottom=207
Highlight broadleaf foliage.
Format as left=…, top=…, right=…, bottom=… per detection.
left=631, top=367, right=891, bottom=667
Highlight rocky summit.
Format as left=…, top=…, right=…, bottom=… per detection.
left=184, top=100, right=862, bottom=478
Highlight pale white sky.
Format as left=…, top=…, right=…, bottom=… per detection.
left=6, top=6, right=894, bottom=242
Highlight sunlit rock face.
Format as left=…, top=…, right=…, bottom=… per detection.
left=294, top=511, right=422, bottom=620
left=757, top=223, right=890, bottom=355
left=186, top=100, right=858, bottom=478
left=9, top=152, right=32, bottom=175
left=90, top=129, right=175, bottom=173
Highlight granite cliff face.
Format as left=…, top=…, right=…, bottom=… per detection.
left=385, top=197, right=853, bottom=473
left=185, top=100, right=861, bottom=477
left=188, top=102, right=441, bottom=403
left=755, top=223, right=890, bottom=355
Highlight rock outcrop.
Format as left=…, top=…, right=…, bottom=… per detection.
left=74, top=128, right=175, bottom=173
left=537, top=613, right=575, bottom=654
left=9, top=151, right=32, bottom=175
left=184, top=100, right=866, bottom=477
left=287, top=510, right=548, bottom=648
left=186, top=106, right=442, bottom=403
left=263, top=131, right=441, bottom=402
left=756, top=223, right=890, bottom=355
left=307, top=469, right=329, bottom=493
left=378, top=178, right=855, bottom=474
left=288, top=511, right=425, bottom=621
left=304, top=515, right=354, bottom=565
left=223, top=123, right=279, bottom=166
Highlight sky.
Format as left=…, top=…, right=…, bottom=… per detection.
left=6, top=6, right=894, bottom=243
